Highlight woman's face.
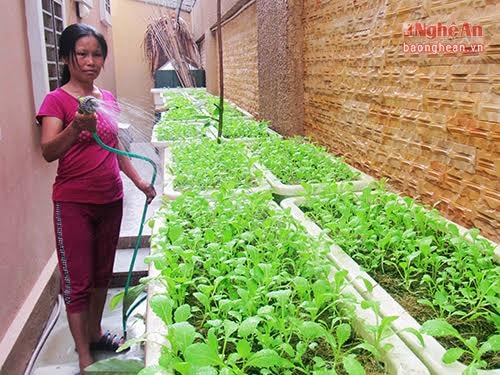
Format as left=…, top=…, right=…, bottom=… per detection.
left=66, top=35, right=104, bottom=83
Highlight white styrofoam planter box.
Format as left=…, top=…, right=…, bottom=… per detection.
left=145, top=205, right=428, bottom=374
left=327, top=271, right=430, bottom=374
left=145, top=216, right=170, bottom=369
left=151, top=123, right=215, bottom=194
left=182, top=91, right=253, bottom=119
left=150, top=88, right=188, bottom=110
left=281, top=196, right=500, bottom=375
left=151, top=122, right=216, bottom=149
left=151, top=88, right=168, bottom=109
left=182, top=91, right=282, bottom=141
left=144, top=263, right=169, bottom=368
left=253, top=159, right=374, bottom=196
left=162, top=147, right=271, bottom=200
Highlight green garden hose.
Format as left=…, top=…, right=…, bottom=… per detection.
left=79, top=96, right=157, bottom=339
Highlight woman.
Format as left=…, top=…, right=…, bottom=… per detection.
left=36, top=23, right=156, bottom=374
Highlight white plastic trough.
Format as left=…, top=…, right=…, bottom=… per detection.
left=224, top=97, right=253, bottom=119
left=150, top=88, right=166, bottom=110
left=162, top=147, right=271, bottom=200
left=150, top=88, right=184, bottom=110
left=144, top=205, right=429, bottom=374
left=151, top=121, right=216, bottom=149
left=151, top=88, right=201, bottom=112
left=150, top=122, right=215, bottom=194
left=144, top=266, right=168, bottom=369
left=253, top=159, right=375, bottom=196
left=281, top=196, right=500, bottom=375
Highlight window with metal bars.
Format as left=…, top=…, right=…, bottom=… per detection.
left=101, top=0, right=112, bottom=26
left=42, top=0, right=64, bottom=90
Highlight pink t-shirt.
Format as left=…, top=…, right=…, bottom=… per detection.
left=37, top=88, right=123, bottom=204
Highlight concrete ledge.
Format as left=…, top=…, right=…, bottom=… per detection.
left=0, top=251, right=59, bottom=375
left=117, top=235, right=151, bottom=249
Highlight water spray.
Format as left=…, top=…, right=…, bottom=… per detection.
left=78, top=96, right=157, bottom=339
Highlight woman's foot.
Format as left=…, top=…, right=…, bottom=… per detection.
left=78, top=352, right=94, bottom=375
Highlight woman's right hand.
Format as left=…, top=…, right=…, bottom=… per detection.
left=72, top=112, right=97, bottom=133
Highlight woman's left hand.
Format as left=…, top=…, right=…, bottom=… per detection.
left=136, top=179, right=156, bottom=204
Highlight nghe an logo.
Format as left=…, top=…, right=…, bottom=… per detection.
left=401, top=21, right=485, bottom=55
left=402, top=22, right=483, bottom=39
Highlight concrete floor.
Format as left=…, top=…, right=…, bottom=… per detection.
left=31, top=289, right=146, bottom=375
left=31, top=141, right=162, bottom=375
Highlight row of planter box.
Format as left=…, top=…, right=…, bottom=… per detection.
left=151, top=87, right=254, bottom=121
left=145, top=201, right=431, bottom=374
left=144, top=189, right=499, bottom=374
left=159, top=144, right=374, bottom=199
left=151, top=90, right=373, bottom=198
left=282, top=196, right=499, bottom=375
left=152, top=88, right=281, bottom=142
left=144, top=88, right=499, bottom=374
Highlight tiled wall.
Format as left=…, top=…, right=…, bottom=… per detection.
left=302, top=0, right=499, bottom=241
left=222, top=3, right=260, bottom=116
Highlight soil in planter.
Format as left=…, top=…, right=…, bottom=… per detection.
left=374, top=270, right=500, bottom=370
left=352, top=352, right=386, bottom=375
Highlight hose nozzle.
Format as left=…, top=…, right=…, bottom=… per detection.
left=78, top=96, right=100, bottom=114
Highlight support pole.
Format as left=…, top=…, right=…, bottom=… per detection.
left=216, top=0, right=224, bottom=141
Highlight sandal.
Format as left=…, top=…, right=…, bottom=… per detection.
left=89, top=330, right=128, bottom=352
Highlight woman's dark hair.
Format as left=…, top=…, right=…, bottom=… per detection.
left=59, top=23, right=108, bottom=86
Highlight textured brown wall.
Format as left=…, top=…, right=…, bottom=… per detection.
left=195, top=0, right=304, bottom=131
left=256, top=0, right=303, bottom=135
left=221, top=3, right=260, bottom=116
left=192, top=0, right=259, bottom=106
left=303, top=1, right=499, bottom=241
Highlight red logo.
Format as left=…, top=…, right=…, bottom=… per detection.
left=403, top=22, right=483, bottom=39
